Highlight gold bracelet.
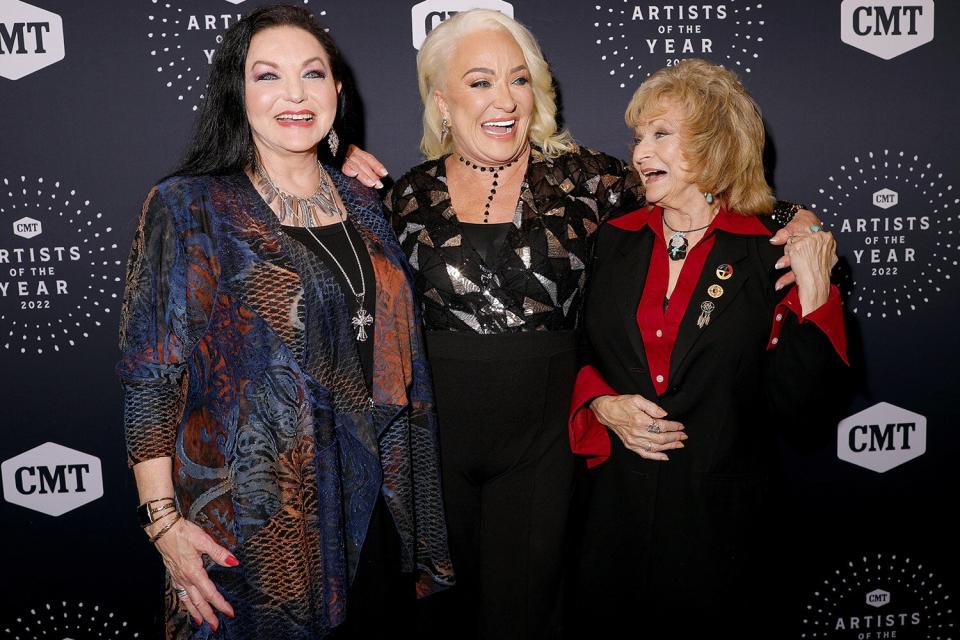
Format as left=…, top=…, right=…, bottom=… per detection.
left=148, top=512, right=182, bottom=544
left=138, top=498, right=176, bottom=527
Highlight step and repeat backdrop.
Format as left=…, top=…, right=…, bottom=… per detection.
left=1, top=0, right=956, bottom=637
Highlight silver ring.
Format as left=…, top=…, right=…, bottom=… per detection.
left=175, top=587, right=189, bottom=600
left=647, top=420, right=662, bottom=434
left=646, top=442, right=654, bottom=452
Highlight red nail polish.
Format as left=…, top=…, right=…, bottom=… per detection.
left=194, top=616, right=202, bottom=626
left=225, top=555, right=240, bottom=567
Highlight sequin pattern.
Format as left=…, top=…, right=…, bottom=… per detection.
left=384, top=146, right=643, bottom=333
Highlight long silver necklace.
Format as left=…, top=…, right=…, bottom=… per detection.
left=259, top=163, right=373, bottom=342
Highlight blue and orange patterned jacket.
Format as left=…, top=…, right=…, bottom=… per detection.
left=118, top=168, right=452, bottom=639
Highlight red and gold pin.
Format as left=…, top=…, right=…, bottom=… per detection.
left=715, top=263, right=733, bottom=280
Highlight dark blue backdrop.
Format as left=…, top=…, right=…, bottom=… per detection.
left=1, top=1, right=955, bottom=637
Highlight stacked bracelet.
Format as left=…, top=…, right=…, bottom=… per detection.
left=148, top=512, right=182, bottom=543
left=138, top=497, right=178, bottom=527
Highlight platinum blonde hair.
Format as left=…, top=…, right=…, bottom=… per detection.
left=416, top=9, right=575, bottom=159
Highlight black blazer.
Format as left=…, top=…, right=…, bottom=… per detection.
left=573, top=209, right=847, bottom=627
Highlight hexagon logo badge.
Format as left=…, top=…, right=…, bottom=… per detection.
left=1, top=442, right=103, bottom=516
left=411, top=0, right=513, bottom=50
left=872, top=188, right=898, bottom=209
left=0, top=0, right=66, bottom=80
left=12, top=216, right=42, bottom=238
left=866, top=589, right=891, bottom=608
left=837, top=402, right=926, bottom=473
left=841, top=0, right=934, bottom=60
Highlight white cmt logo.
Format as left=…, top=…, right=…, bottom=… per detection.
left=811, top=149, right=957, bottom=320
left=1, top=175, right=122, bottom=355
left=872, top=187, right=898, bottom=209
left=147, top=1, right=323, bottom=111
left=0, top=0, right=65, bottom=80
left=592, top=1, right=765, bottom=90
left=866, top=589, right=891, bottom=608
left=411, top=0, right=514, bottom=50
left=841, top=0, right=934, bottom=60
left=1, top=442, right=104, bottom=516
left=837, top=401, right=926, bottom=473
left=12, top=216, right=41, bottom=239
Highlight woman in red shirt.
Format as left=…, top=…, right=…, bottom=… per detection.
left=568, top=59, right=848, bottom=637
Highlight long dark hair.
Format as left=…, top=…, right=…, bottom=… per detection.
left=173, top=4, right=349, bottom=177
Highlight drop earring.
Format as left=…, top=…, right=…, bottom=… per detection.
left=441, top=117, right=450, bottom=139
left=327, top=127, right=339, bottom=156
left=704, top=192, right=715, bottom=204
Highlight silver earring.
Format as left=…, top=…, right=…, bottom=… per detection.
left=327, top=127, right=339, bottom=156
left=441, top=117, right=449, bottom=138
left=704, top=192, right=715, bottom=204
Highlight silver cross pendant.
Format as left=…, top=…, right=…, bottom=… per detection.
left=352, top=307, right=374, bottom=342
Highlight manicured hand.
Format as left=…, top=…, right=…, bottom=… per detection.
left=342, top=144, right=388, bottom=189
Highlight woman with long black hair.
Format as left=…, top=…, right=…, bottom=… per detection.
left=117, top=6, right=452, bottom=638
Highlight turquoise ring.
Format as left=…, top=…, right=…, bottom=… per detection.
left=809, top=224, right=822, bottom=233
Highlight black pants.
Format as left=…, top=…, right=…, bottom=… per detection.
left=420, top=331, right=578, bottom=640
left=330, top=495, right=414, bottom=639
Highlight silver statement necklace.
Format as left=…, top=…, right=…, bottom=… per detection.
left=255, top=160, right=343, bottom=227
left=258, top=163, right=374, bottom=342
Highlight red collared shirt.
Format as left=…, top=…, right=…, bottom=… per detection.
left=569, top=206, right=848, bottom=467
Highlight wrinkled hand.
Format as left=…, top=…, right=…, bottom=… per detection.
left=342, top=144, right=388, bottom=189
left=785, top=229, right=836, bottom=315
left=152, top=517, right=238, bottom=630
left=590, top=394, right=686, bottom=461
left=770, top=209, right=837, bottom=290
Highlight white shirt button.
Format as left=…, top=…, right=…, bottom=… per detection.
left=656, top=374, right=664, bottom=383
left=776, top=313, right=783, bottom=322
left=656, top=329, right=663, bottom=338
left=771, top=337, right=779, bottom=345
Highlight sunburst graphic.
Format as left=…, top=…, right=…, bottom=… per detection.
left=800, top=553, right=955, bottom=639
left=146, top=0, right=324, bottom=112
left=2, top=601, right=143, bottom=639
left=0, top=176, right=122, bottom=355
left=811, top=149, right=957, bottom=319
left=592, top=1, right=766, bottom=89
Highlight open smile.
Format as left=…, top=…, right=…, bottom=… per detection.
left=481, top=119, right=517, bottom=136
left=275, top=110, right=316, bottom=127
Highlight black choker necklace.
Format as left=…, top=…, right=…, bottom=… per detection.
left=458, top=156, right=514, bottom=223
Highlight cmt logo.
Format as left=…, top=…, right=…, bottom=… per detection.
left=841, top=0, right=934, bottom=60
left=837, top=402, right=926, bottom=473
left=1, top=442, right=103, bottom=516
left=867, top=589, right=891, bottom=608
left=0, top=0, right=65, bottom=80
left=12, top=216, right=42, bottom=238
left=873, top=187, right=899, bottom=209
left=411, top=0, right=513, bottom=50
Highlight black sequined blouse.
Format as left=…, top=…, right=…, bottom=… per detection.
left=384, top=146, right=643, bottom=333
